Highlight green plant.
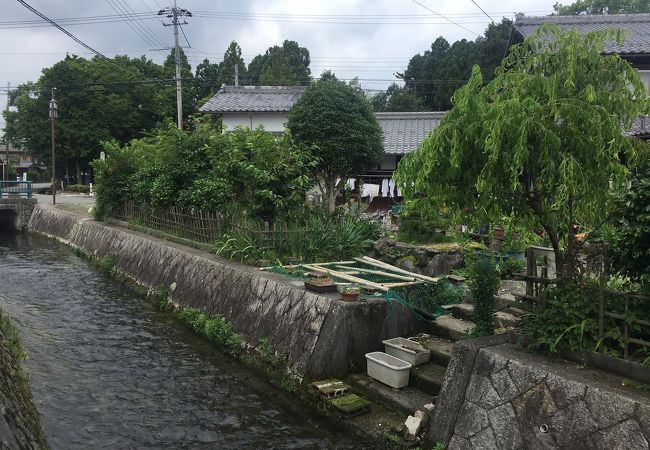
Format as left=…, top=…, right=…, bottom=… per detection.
left=497, top=257, right=526, bottom=278
left=469, top=256, right=500, bottom=336
left=433, top=443, right=447, bottom=450
left=608, top=160, right=650, bottom=286
left=65, top=184, right=90, bottom=193
left=341, top=284, right=360, bottom=294
left=97, top=255, right=116, bottom=273
left=431, top=278, right=465, bottom=305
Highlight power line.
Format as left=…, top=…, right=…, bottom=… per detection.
left=409, top=0, right=480, bottom=36
left=106, top=0, right=161, bottom=49
left=15, top=0, right=107, bottom=57
left=470, top=0, right=496, bottom=24
left=114, top=0, right=167, bottom=47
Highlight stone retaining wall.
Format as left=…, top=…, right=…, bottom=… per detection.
left=0, top=324, right=48, bottom=449
left=429, top=337, right=650, bottom=449
left=28, top=204, right=423, bottom=379
left=0, top=198, right=37, bottom=231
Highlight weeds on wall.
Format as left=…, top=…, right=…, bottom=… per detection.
left=520, top=281, right=650, bottom=364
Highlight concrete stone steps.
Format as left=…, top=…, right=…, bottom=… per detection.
left=349, top=374, right=434, bottom=416
left=430, top=314, right=474, bottom=341
left=408, top=334, right=455, bottom=366
left=409, top=362, right=447, bottom=396
left=442, top=303, right=520, bottom=328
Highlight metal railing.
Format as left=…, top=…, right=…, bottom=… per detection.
left=0, top=181, right=33, bottom=198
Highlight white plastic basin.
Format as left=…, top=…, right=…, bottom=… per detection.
left=365, top=351, right=412, bottom=389
left=383, top=337, right=430, bottom=366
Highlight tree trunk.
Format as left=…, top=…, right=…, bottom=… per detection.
left=74, top=159, right=82, bottom=185
left=325, top=176, right=336, bottom=213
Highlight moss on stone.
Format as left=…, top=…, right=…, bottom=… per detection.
left=328, top=393, right=371, bottom=415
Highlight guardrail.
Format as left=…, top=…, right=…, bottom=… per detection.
left=0, top=181, right=33, bottom=199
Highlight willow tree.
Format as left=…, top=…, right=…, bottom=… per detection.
left=395, top=25, right=649, bottom=277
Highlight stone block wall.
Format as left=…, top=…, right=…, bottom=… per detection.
left=28, top=204, right=423, bottom=380
left=0, top=326, right=48, bottom=449
left=429, top=339, right=650, bottom=449
left=0, top=198, right=37, bottom=231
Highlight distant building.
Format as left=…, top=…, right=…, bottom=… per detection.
left=198, top=85, right=444, bottom=197
left=0, top=143, right=40, bottom=178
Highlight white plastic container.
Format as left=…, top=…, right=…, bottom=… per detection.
left=365, top=351, right=412, bottom=389
left=383, top=337, right=430, bottom=366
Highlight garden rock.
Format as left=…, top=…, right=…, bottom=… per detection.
left=404, top=415, right=422, bottom=441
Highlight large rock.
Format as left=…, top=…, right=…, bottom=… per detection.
left=423, top=253, right=464, bottom=277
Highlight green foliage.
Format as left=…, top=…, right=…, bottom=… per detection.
left=65, top=184, right=90, bottom=193
left=5, top=54, right=183, bottom=181
left=249, top=40, right=311, bottom=86
left=288, top=79, right=383, bottom=212
left=521, top=281, right=650, bottom=362
left=215, top=206, right=381, bottom=264
left=397, top=210, right=459, bottom=244
left=216, top=41, right=247, bottom=86
left=97, top=255, right=116, bottom=273
left=371, top=83, right=427, bottom=112
left=92, top=121, right=317, bottom=222
left=432, top=278, right=465, bottom=305
left=195, top=58, right=220, bottom=101
left=396, top=26, right=649, bottom=278
left=554, top=0, right=650, bottom=14
left=25, top=172, right=40, bottom=182
left=469, top=256, right=500, bottom=336
left=175, top=308, right=243, bottom=356
left=397, top=19, right=513, bottom=110
left=608, top=162, right=650, bottom=286
left=0, top=309, right=26, bottom=361
left=497, top=257, right=526, bottom=278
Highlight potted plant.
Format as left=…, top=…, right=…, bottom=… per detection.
left=340, top=285, right=361, bottom=302
left=304, top=271, right=338, bottom=293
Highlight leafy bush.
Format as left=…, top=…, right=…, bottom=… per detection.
left=216, top=206, right=381, bottom=264
left=65, top=184, right=90, bottom=193
left=468, top=256, right=501, bottom=336
left=497, top=257, right=526, bottom=278
left=520, top=281, right=650, bottom=362
left=608, top=162, right=650, bottom=286
left=92, top=121, right=317, bottom=222
left=26, top=172, right=40, bottom=182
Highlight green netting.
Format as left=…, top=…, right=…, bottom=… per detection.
left=266, top=261, right=465, bottom=320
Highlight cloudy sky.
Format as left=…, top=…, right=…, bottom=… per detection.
left=1, top=0, right=560, bottom=129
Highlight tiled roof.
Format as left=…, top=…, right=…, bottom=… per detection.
left=199, top=85, right=307, bottom=113
left=514, top=14, right=650, bottom=55
left=375, top=112, right=445, bottom=155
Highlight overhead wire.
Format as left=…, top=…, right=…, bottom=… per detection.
left=409, top=0, right=480, bottom=35
left=15, top=0, right=107, bottom=58
left=470, top=0, right=496, bottom=24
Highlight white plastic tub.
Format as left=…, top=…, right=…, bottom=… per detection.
left=365, top=351, right=412, bottom=389
left=383, top=337, right=430, bottom=366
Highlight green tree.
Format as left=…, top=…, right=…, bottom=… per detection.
left=5, top=54, right=174, bottom=183
left=371, top=83, right=427, bottom=112
left=554, top=0, right=650, bottom=14
left=163, top=48, right=196, bottom=122
left=249, top=40, right=311, bottom=86
left=395, top=26, right=649, bottom=277
left=217, top=41, right=247, bottom=86
left=195, top=58, right=220, bottom=101
left=398, top=19, right=513, bottom=110
left=609, top=160, right=650, bottom=286
left=288, top=79, right=383, bottom=212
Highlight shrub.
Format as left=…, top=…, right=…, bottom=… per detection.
left=469, top=256, right=500, bottom=336
left=608, top=162, right=650, bottom=287
left=65, top=184, right=90, bottom=193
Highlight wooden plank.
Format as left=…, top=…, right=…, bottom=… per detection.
left=628, top=337, right=650, bottom=348
left=302, top=264, right=390, bottom=292
left=603, top=312, right=650, bottom=327
left=357, top=256, right=440, bottom=283
left=335, top=265, right=416, bottom=281
left=382, top=281, right=425, bottom=288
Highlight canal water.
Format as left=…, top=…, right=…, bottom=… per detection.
left=0, top=233, right=367, bottom=449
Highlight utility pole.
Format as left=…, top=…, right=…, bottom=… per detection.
left=49, top=89, right=58, bottom=206
left=4, top=82, right=9, bottom=181
left=158, top=2, right=191, bottom=130
left=235, top=64, right=239, bottom=86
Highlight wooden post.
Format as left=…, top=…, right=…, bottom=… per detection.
left=598, top=261, right=605, bottom=339
left=624, top=296, right=630, bottom=360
